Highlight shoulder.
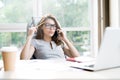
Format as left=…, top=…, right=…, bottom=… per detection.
left=31, top=39, right=44, bottom=46
left=31, top=39, right=43, bottom=42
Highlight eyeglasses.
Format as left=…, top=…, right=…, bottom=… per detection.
left=44, top=23, right=56, bottom=30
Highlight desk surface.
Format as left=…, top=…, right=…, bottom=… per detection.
left=0, top=60, right=120, bottom=80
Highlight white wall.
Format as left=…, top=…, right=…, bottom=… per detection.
left=110, top=0, right=120, bottom=27
left=90, top=0, right=98, bottom=57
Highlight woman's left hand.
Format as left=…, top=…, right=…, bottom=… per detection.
left=57, top=29, right=68, bottom=42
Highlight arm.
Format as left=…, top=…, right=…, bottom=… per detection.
left=20, top=37, right=35, bottom=60
left=20, top=27, right=37, bottom=60
left=57, top=29, right=80, bottom=58
left=63, top=39, right=80, bottom=58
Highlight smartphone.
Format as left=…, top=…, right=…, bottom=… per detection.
left=54, top=30, right=58, bottom=38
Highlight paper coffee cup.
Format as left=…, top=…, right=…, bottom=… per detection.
left=1, top=47, right=18, bottom=71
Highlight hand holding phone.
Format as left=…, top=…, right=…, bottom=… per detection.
left=56, top=29, right=68, bottom=41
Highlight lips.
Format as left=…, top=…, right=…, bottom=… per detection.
left=49, top=32, right=53, bottom=34
left=49, top=31, right=54, bottom=34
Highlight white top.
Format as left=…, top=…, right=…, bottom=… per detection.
left=31, top=39, right=66, bottom=60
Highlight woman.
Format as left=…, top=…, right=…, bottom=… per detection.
left=20, top=14, right=80, bottom=60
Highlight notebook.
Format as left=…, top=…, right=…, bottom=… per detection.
left=70, top=27, right=120, bottom=71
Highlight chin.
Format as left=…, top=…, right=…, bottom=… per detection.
left=49, top=34, right=54, bottom=37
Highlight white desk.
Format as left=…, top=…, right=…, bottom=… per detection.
left=0, top=60, right=120, bottom=80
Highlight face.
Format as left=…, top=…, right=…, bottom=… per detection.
left=42, top=18, right=56, bottom=38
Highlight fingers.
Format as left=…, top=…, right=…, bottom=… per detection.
left=29, top=27, right=37, bottom=33
left=56, top=29, right=62, bottom=37
left=28, top=27, right=38, bottom=37
left=57, top=29, right=62, bottom=34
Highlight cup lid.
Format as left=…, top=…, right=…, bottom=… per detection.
left=0, top=47, right=18, bottom=52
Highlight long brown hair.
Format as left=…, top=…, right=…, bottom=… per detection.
left=36, top=14, right=63, bottom=45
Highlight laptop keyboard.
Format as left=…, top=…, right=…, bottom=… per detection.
left=85, top=64, right=94, bottom=68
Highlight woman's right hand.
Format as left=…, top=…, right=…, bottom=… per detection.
left=27, top=27, right=37, bottom=38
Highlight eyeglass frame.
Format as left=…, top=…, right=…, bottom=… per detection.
left=44, top=23, right=57, bottom=30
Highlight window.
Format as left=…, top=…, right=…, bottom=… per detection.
left=0, top=0, right=34, bottom=59
left=40, top=0, right=92, bottom=56
left=0, top=0, right=33, bottom=23
left=0, top=0, right=98, bottom=59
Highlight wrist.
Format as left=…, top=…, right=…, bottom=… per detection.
left=63, top=38, right=69, bottom=43
left=27, top=36, right=33, bottom=40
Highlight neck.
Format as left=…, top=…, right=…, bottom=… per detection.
left=43, top=36, right=52, bottom=42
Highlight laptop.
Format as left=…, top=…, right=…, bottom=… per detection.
left=70, top=27, right=120, bottom=71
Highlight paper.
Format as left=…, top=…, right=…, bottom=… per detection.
left=74, top=56, right=96, bottom=62
left=15, top=60, right=79, bottom=72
